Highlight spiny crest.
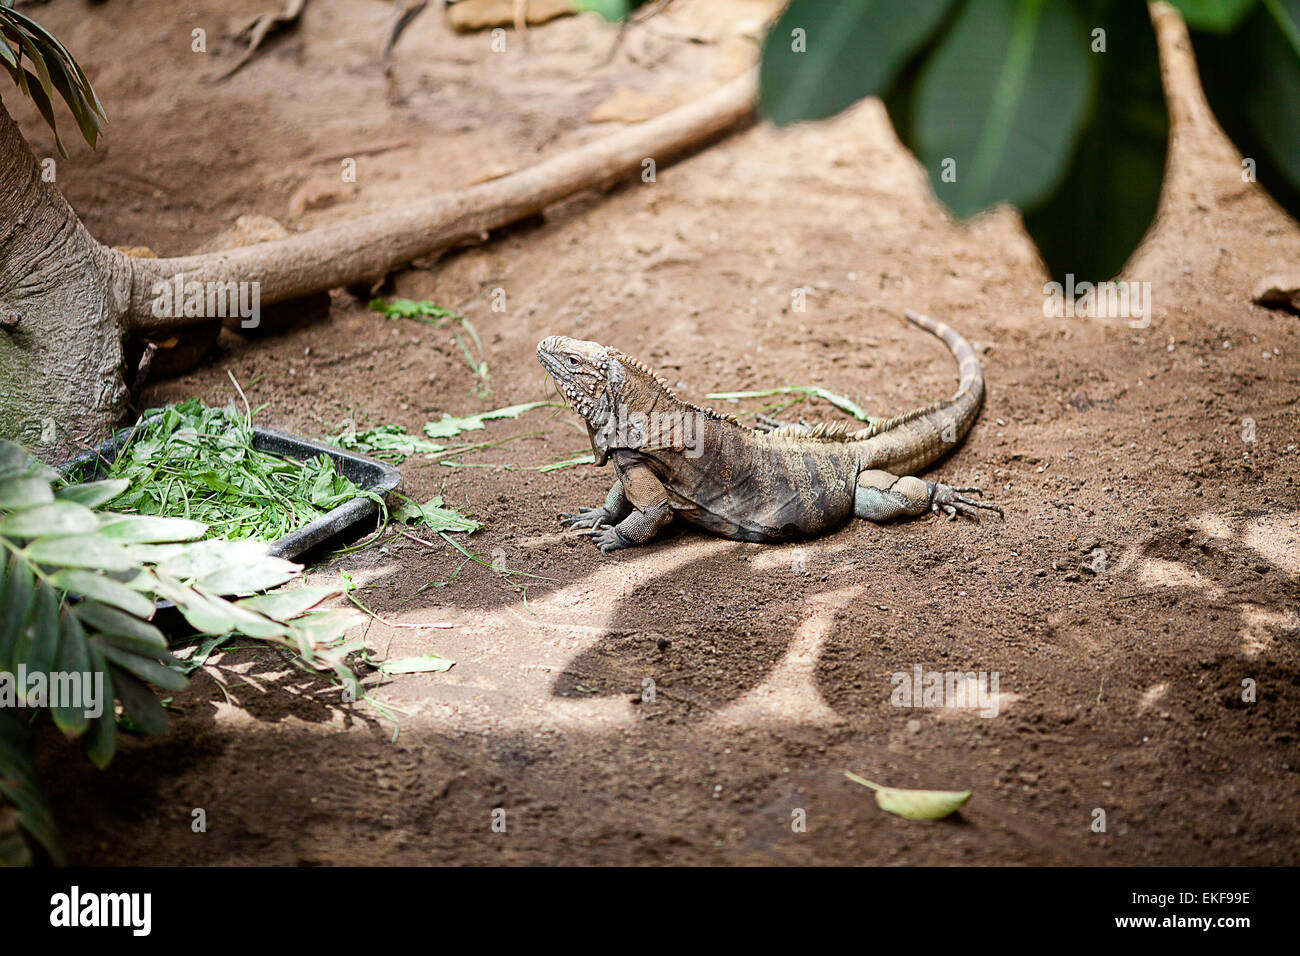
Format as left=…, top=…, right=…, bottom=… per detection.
left=764, top=420, right=880, bottom=442
left=765, top=400, right=953, bottom=444
left=608, top=348, right=740, bottom=426
left=872, top=399, right=952, bottom=434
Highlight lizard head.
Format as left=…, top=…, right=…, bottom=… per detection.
left=539, top=335, right=707, bottom=465
left=536, top=335, right=624, bottom=427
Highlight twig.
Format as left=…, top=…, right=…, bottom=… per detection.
left=383, top=0, right=430, bottom=61
left=211, top=0, right=308, bottom=82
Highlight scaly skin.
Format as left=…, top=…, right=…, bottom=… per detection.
left=537, top=310, right=1001, bottom=554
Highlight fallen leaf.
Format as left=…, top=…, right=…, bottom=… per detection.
left=845, top=771, right=971, bottom=821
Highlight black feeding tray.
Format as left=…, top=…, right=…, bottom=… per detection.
left=60, top=423, right=402, bottom=563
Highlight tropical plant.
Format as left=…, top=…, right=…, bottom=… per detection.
left=0, top=440, right=364, bottom=865
left=759, top=0, right=1300, bottom=282
left=0, top=0, right=105, bottom=155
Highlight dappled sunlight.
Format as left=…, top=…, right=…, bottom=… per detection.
left=1135, top=557, right=1225, bottom=600
left=1236, top=604, right=1294, bottom=658
left=1137, top=682, right=1169, bottom=713
left=358, top=537, right=732, bottom=733
left=1240, top=510, right=1300, bottom=577
left=1125, top=507, right=1295, bottom=659
left=704, top=586, right=862, bottom=729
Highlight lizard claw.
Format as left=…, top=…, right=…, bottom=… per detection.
left=560, top=506, right=610, bottom=529
left=584, top=523, right=628, bottom=554
left=930, top=483, right=1003, bottom=522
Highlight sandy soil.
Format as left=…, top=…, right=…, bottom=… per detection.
left=16, top=0, right=1299, bottom=864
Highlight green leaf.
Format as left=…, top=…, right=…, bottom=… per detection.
left=94, top=631, right=179, bottom=660
left=573, top=0, right=634, bottom=21
left=1021, top=0, right=1169, bottom=281
left=97, top=515, right=208, bottom=543
left=392, top=495, right=482, bottom=534
left=48, top=568, right=157, bottom=619
left=25, top=534, right=133, bottom=572
left=82, top=647, right=117, bottom=769
left=907, top=0, right=1094, bottom=219
left=287, top=608, right=367, bottom=648
left=155, top=539, right=291, bottom=584
left=760, top=0, right=954, bottom=126
left=194, top=555, right=300, bottom=596
left=10, top=26, right=54, bottom=108
left=73, top=600, right=166, bottom=649
left=0, top=555, right=32, bottom=672
left=51, top=609, right=92, bottom=738
left=0, top=440, right=38, bottom=479
left=176, top=633, right=231, bottom=675
left=151, top=573, right=289, bottom=640
left=845, top=771, right=972, bottom=820
left=55, top=478, right=129, bottom=508
left=125, top=543, right=189, bottom=565
left=234, top=585, right=341, bottom=620
left=1169, top=0, right=1257, bottom=32
left=375, top=654, right=455, bottom=675
left=94, top=641, right=188, bottom=693
left=19, top=65, right=65, bottom=156
left=105, top=665, right=170, bottom=735
left=328, top=423, right=446, bottom=462
left=12, top=579, right=60, bottom=681
left=43, top=51, right=99, bottom=149
left=0, top=7, right=106, bottom=150
left=1193, top=0, right=1300, bottom=223
left=0, top=474, right=54, bottom=510
left=30, top=579, right=60, bottom=678
left=422, top=401, right=550, bottom=439
left=0, top=500, right=99, bottom=538
left=0, top=35, right=18, bottom=74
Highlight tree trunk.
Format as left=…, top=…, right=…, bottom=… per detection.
left=0, top=94, right=131, bottom=463
left=0, top=72, right=756, bottom=462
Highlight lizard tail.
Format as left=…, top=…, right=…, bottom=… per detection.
left=855, top=309, right=985, bottom=476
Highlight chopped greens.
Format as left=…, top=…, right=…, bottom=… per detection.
left=329, top=422, right=447, bottom=462
left=77, top=398, right=387, bottom=543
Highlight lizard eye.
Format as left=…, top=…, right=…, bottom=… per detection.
left=566, top=355, right=581, bottom=369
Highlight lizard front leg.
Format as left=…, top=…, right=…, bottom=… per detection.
left=560, top=480, right=633, bottom=529
left=855, top=469, right=1002, bottom=522
left=584, top=462, right=673, bottom=554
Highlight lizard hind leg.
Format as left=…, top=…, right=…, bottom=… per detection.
left=854, top=469, right=1002, bottom=523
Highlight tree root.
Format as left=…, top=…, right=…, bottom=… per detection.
left=125, top=68, right=758, bottom=333
left=211, top=0, right=308, bottom=83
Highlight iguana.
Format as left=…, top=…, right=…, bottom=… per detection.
left=536, top=310, right=1000, bottom=554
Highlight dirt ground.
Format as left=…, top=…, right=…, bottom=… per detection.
left=17, top=0, right=1299, bottom=864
